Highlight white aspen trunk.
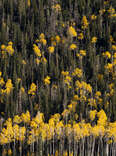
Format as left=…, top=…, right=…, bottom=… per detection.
left=74, top=138, right=76, bottom=156
left=53, top=132, right=55, bottom=156
left=79, top=140, right=82, bottom=156
left=20, top=141, right=22, bottom=156
left=13, top=138, right=15, bottom=156
left=97, top=141, right=99, bottom=156
left=42, top=141, right=44, bottom=156
left=106, top=143, right=109, bottom=156
left=91, top=137, right=95, bottom=156
left=32, top=132, right=34, bottom=153
left=50, top=141, right=52, bottom=155
left=36, top=138, right=39, bottom=156
left=82, top=138, right=85, bottom=156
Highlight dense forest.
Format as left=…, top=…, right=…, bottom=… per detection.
left=0, top=0, right=116, bottom=155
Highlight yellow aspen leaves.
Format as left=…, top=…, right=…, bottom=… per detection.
left=28, top=83, right=37, bottom=95
left=97, top=109, right=107, bottom=126
left=69, top=43, right=77, bottom=50
left=22, top=60, right=26, bottom=65
left=76, top=50, right=86, bottom=58
left=102, top=51, right=111, bottom=59
left=61, top=71, right=69, bottom=76
left=13, top=115, right=22, bottom=124
left=35, top=58, right=40, bottom=65
left=105, top=63, right=113, bottom=72
left=0, top=72, right=2, bottom=77
left=40, top=38, right=47, bottom=46
left=108, top=7, right=115, bottom=14
left=112, top=45, right=116, bottom=51
left=55, top=35, right=61, bottom=43
left=52, top=4, right=61, bottom=12
left=88, top=98, right=96, bottom=107
left=0, top=78, right=5, bottom=86
left=39, top=33, right=45, bottom=39
left=79, top=50, right=86, bottom=56
left=72, top=68, right=83, bottom=78
left=99, top=9, right=105, bottom=15
left=44, top=76, right=51, bottom=85
left=91, top=37, right=97, bottom=43
left=48, top=46, right=55, bottom=53
left=64, top=75, right=72, bottom=86
left=1, top=42, right=14, bottom=56
left=81, top=16, right=89, bottom=29
left=2, top=79, right=13, bottom=95
left=33, top=44, right=41, bottom=57
left=78, top=33, right=84, bottom=40
left=39, top=33, right=47, bottom=46
left=6, top=42, right=14, bottom=55
left=91, top=14, right=97, bottom=20
left=20, top=87, right=25, bottom=93
left=89, top=110, right=97, bottom=121
left=8, top=149, right=12, bottom=156
left=1, top=44, right=6, bottom=50
left=27, top=0, right=31, bottom=7
left=68, top=26, right=77, bottom=37
left=21, top=111, right=30, bottom=123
